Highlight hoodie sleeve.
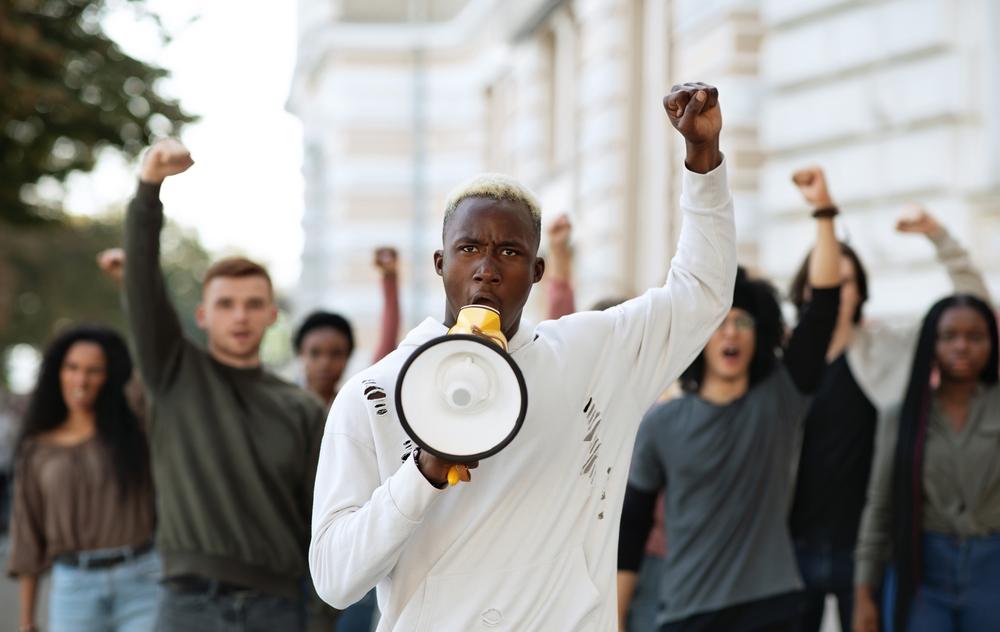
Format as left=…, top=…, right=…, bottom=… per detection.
left=539, top=159, right=736, bottom=411
left=309, top=379, right=445, bottom=608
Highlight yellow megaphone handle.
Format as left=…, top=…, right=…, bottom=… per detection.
left=447, top=464, right=472, bottom=486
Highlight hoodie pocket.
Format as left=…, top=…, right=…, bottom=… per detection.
left=416, top=545, right=602, bottom=631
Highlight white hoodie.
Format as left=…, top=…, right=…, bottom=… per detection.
left=310, top=161, right=737, bottom=631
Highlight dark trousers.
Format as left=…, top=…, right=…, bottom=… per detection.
left=659, top=591, right=803, bottom=632
left=793, top=541, right=854, bottom=632
left=155, top=580, right=303, bottom=632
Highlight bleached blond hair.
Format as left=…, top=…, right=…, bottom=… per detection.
left=442, top=173, right=542, bottom=246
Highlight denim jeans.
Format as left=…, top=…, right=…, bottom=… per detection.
left=49, top=548, right=161, bottom=632
left=906, top=532, right=1000, bottom=632
left=155, top=580, right=304, bottom=632
left=335, top=589, right=378, bottom=632
left=792, top=541, right=854, bottom=632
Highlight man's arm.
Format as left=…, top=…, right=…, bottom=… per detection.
left=122, top=139, right=194, bottom=391
left=896, top=205, right=991, bottom=302
left=545, top=214, right=576, bottom=320
left=310, top=384, right=445, bottom=608
left=601, top=84, right=736, bottom=406
left=372, top=247, right=401, bottom=363
left=617, top=485, right=657, bottom=630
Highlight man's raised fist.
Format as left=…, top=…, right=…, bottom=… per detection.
left=141, top=138, right=193, bottom=184
left=664, top=83, right=722, bottom=147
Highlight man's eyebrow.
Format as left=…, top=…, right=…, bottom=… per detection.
left=497, top=238, right=529, bottom=247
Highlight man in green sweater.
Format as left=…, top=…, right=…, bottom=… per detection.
left=124, top=138, right=326, bottom=631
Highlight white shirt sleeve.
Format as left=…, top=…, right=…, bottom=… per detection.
left=309, top=386, right=444, bottom=608
left=539, top=158, right=736, bottom=408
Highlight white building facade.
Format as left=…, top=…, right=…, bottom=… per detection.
left=288, top=0, right=1000, bottom=354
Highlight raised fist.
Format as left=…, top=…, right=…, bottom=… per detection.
left=96, top=248, right=125, bottom=285
left=140, top=138, right=193, bottom=184
left=547, top=214, right=572, bottom=254
left=664, top=83, right=722, bottom=146
left=895, top=204, right=942, bottom=238
left=374, top=247, right=398, bottom=276
left=792, top=166, right=834, bottom=209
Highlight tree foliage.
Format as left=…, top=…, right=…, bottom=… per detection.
left=0, top=0, right=195, bottom=223
left=0, top=212, right=211, bottom=352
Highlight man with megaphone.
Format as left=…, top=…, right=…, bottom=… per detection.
left=310, top=82, right=737, bottom=631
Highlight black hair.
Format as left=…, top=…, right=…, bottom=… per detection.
left=888, top=294, right=998, bottom=632
left=16, top=326, right=150, bottom=498
left=680, top=267, right=785, bottom=393
left=293, top=311, right=355, bottom=355
left=790, top=241, right=868, bottom=323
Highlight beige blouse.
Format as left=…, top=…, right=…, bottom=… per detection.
left=6, top=436, right=155, bottom=577
left=854, top=384, right=1000, bottom=586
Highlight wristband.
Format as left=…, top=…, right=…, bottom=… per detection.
left=412, top=447, right=448, bottom=489
left=812, top=206, right=839, bottom=219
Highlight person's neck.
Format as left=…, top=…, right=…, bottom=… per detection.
left=936, top=378, right=979, bottom=406
left=208, top=343, right=261, bottom=369
left=63, top=408, right=97, bottom=434
left=310, top=382, right=337, bottom=408
left=826, top=318, right=856, bottom=362
left=699, top=373, right=749, bottom=405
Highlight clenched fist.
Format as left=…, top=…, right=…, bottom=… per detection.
left=374, top=247, right=398, bottom=277
left=792, top=166, right=834, bottom=209
left=96, top=248, right=125, bottom=285
left=664, top=83, right=722, bottom=173
left=895, top=204, right=943, bottom=239
left=141, top=138, right=193, bottom=184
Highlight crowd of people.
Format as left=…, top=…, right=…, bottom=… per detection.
left=1, top=81, right=998, bottom=632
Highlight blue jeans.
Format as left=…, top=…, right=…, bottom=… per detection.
left=906, top=532, right=1000, bottom=632
left=336, top=589, right=377, bottom=632
left=627, top=554, right=665, bottom=632
left=792, top=542, right=854, bottom=632
left=49, top=548, right=161, bottom=632
left=155, top=580, right=304, bottom=632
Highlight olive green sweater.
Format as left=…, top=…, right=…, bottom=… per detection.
left=124, top=182, right=326, bottom=598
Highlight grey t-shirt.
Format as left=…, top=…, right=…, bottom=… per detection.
left=629, top=367, right=811, bottom=623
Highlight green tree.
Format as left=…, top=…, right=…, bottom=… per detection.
left=0, top=211, right=212, bottom=352
left=0, top=0, right=195, bottom=223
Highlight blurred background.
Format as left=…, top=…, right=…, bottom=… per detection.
left=2, top=0, right=999, bottom=629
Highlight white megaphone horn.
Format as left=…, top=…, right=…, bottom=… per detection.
left=395, top=305, right=528, bottom=485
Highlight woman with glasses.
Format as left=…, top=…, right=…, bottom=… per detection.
left=617, top=197, right=842, bottom=632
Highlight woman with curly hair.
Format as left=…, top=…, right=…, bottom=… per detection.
left=7, top=326, right=157, bottom=632
left=617, top=199, right=842, bottom=632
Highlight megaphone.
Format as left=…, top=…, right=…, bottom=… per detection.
left=395, top=305, right=528, bottom=484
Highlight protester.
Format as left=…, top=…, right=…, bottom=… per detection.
left=785, top=168, right=990, bottom=632
left=853, top=294, right=1000, bottom=632
left=295, top=248, right=401, bottom=410
left=123, top=139, right=326, bottom=631
left=618, top=173, right=843, bottom=631
left=7, top=326, right=158, bottom=632
left=295, top=248, right=400, bottom=632
left=309, top=82, right=736, bottom=631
